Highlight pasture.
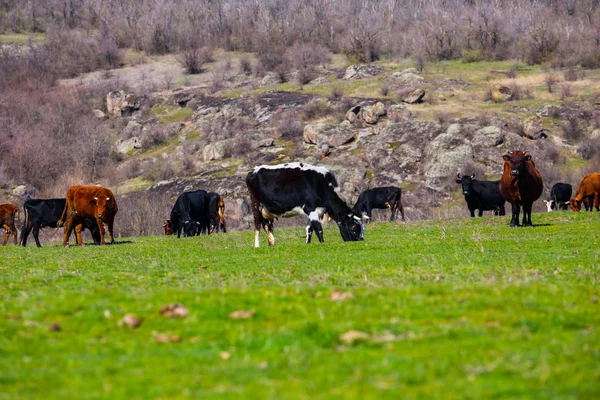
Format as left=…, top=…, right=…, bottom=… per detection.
left=1, top=212, right=599, bottom=399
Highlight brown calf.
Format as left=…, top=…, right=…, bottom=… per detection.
left=499, top=151, right=543, bottom=227
left=569, top=172, right=600, bottom=212
left=0, top=204, right=20, bottom=245
left=163, top=220, right=173, bottom=235
left=60, top=185, right=118, bottom=247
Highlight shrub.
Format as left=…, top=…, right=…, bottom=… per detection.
left=379, top=85, right=390, bottom=97
left=240, top=56, right=252, bottom=75
left=276, top=113, right=304, bottom=139
left=578, top=137, right=600, bottom=159
left=545, top=74, right=558, bottom=93
left=562, top=113, right=583, bottom=141
left=564, top=68, right=578, bottom=81
left=330, top=86, right=344, bottom=101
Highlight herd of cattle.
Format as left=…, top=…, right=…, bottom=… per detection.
left=1, top=151, right=599, bottom=247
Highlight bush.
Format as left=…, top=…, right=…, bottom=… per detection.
left=578, top=137, right=600, bottom=159
left=330, top=86, right=344, bottom=100
left=239, top=56, right=252, bottom=75
left=179, top=46, right=212, bottom=74
left=275, top=112, right=304, bottom=139
left=562, top=113, right=583, bottom=141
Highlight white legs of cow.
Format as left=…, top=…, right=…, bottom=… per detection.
left=305, top=210, right=324, bottom=244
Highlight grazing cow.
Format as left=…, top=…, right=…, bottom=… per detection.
left=163, top=220, right=173, bottom=235
left=59, top=185, right=118, bottom=247
left=455, top=174, right=506, bottom=217
left=208, top=192, right=227, bottom=233
left=542, top=183, right=572, bottom=212
left=0, top=204, right=20, bottom=245
left=568, top=172, right=600, bottom=212
left=168, top=190, right=211, bottom=238
left=499, top=151, right=543, bottom=227
left=246, top=162, right=364, bottom=247
left=21, top=197, right=100, bottom=247
left=352, top=186, right=405, bottom=222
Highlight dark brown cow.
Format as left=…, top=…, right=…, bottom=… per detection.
left=569, top=172, right=600, bottom=212
left=163, top=220, right=173, bottom=235
left=59, top=185, right=118, bottom=247
left=499, top=151, right=543, bottom=227
left=0, top=204, right=20, bottom=245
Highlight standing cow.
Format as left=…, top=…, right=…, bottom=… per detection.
left=455, top=174, right=505, bottom=217
left=208, top=192, right=227, bottom=233
left=246, top=162, right=363, bottom=247
left=0, top=204, right=20, bottom=245
left=568, top=172, right=600, bottom=212
left=352, top=186, right=405, bottom=222
left=542, top=183, right=572, bottom=212
left=168, top=190, right=211, bottom=238
left=59, top=185, right=118, bottom=247
left=21, top=197, right=100, bottom=247
left=499, top=151, right=543, bottom=227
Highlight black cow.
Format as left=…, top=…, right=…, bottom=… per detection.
left=543, top=183, right=572, bottom=211
left=245, top=162, right=364, bottom=247
left=207, top=192, right=226, bottom=233
left=352, top=186, right=405, bottom=222
left=21, top=197, right=101, bottom=247
left=456, top=174, right=506, bottom=217
left=168, top=190, right=210, bottom=238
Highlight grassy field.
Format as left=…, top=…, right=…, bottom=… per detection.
left=1, top=212, right=599, bottom=399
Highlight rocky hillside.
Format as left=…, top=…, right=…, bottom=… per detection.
left=4, top=57, right=600, bottom=235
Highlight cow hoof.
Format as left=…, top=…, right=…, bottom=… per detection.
left=63, top=244, right=69, bottom=248
left=509, top=224, right=517, bottom=228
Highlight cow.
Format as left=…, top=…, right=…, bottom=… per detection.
left=0, top=204, right=20, bottom=246
left=455, top=174, right=506, bottom=217
left=568, top=172, right=600, bottom=212
left=21, top=197, right=101, bottom=247
left=168, top=190, right=211, bottom=238
left=245, top=162, right=364, bottom=247
left=59, top=185, right=118, bottom=247
left=352, top=186, right=405, bottom=222
left=208, top=192, right=227, bottom=233
left=163, top=220, right=173, bottom=235
left=542, top=183, right=572, bottom=212
left=499, top=151, right=543, bottom=227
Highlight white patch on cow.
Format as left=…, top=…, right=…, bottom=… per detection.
left=106, top=197, right=110, bottom=201
left=308, top=207, right=326, bottom=222
left=261, top=205, right=305, bottom=219
left=254, top=230, right=260, bottom=248
left=267, top=230, right=275, bottom=246
left=305, top=225, right=311, bottom=243
left=253, top=162, right=330, bottom=177
left=543, top=199, right=554, bottom=212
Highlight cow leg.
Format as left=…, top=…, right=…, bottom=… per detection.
left=106, top=217, right=115, bottom=244
left=398, top=200, right=405, bottom=221
left=74, top=223, right=86, bottom=246
left=262, top=219, right=275, bottom=246
left=469, top=208, right=475, bottom=218
left=594, top=193, right=600, bottom=211
left=510, top=203, right=520, bottom=227
left=522, top=202, right=533, bottom=226
left=21, top=218, right=33, bottom=247
left=306, top=210, right=324, bottom=244
left=95, top=218, right=105, bottom=245
left=478, top=209, right=484, bottom=217
left=63, top=216, right=74, bottom=248
left=2, top=224, right=9, bottom=246
left=32, top=225, right=42, bottom=248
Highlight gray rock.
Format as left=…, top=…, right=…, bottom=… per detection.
left=424, top=133, right=473, bottom=188
left=106, top=90, right=140, bottom=117
left=166, top=122, right=185, bottom=137
left=303, top=124, right=357, bottom=147
left=387, top=104, right=411, bottom=121
left=472, top=126, right=503, bottom=148
left=93, top=109, right=107, bottom=120
left=310, top=77, right=329, bottom=85
left=391, top=71, right=425, bottom=85
left=402, top=89, right=425, bottom=104
left=122, top=121, right=143, bottom=139
left=524, top=116, right=544, bottom=136
left=343, top=65, right=385, bottom=80
left=346, top=105, right=361, bottom=123
left=115, top=137, right=142, bottom=154
left=11, top=185, right=27, bottom=197
left=260, top=72, right=280, bottom=86
left=203, top=143, right=226, bottom=161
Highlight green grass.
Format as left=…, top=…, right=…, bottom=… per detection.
left=1, top=212, right=599, bottom=399
left=0, top=33, right=44, bottom=45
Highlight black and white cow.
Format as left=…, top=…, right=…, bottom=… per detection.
left=21, top=197, right=100, bottom=247
left=245, top=162, right=364, bottom=247
left=543, top=183, right=572, bottom=212
left=168, top=190, right=211, bottom=238
left=352, top=186, right=405, bottom=222
left=456, top=174, right=506, bottom=217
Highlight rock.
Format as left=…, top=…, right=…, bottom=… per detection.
left=491, top=84, right=512, bottom=102
left=122, top=121, right=143, bottom=139
left=115, top=137, right=142, bottom=154
left=320, top=144, right=331, bottom=156
left=159, top=303, right=189, bottom=318
left=310, top=76, right=329, bottom=85
left=362, top=107, right=379, bottom=124
left=472, top=126, right=503, bottom=148
left=256, top=138, right=274, bottom=148
left=524, top=116, right=545, bottom=137
left=402, top=89, right=425, bottom=104
left=372, top=102, right=386, bottom=117
left=343, top=64, right=385, bottom=80
left=166, top=122, right=184, bottom=137
left=119, top=313, right=142, bottom=329
left=303, top=124, right=357, bottom=147
left=11, top=185, right=27, bottom=197
left=173, top=91, right=195, bottom=107
left=203, top=143, right=226, bottom=161
left=260, top=72, right=280, bottom=86
left=346, top=105, right=361, bottom=123
left=424, top=133, right=473, bottom=188
left=106, top=90, right=140, bottom=117
left=387, top=104, right=411, bottom=121
left=93, top=109, right=107, bottom=120
left=391, top=71, right=425, bottom=85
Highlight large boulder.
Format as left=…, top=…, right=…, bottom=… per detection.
left=106, top=91, right=140, bottom=117
left=491, top=84, right=512, bottom=102
left=524, top=116, right=545, bottom=137
left=343, top=65, right=385, bottom=80
left=387, top=104, right=412, bottom=121
left=391, top=70, right=425, bottom=85
left=402, top=89, right=425, bottom=104
left=122, top=121, right=143, bottom=139
left=303, top=124, right=357, bottom=147
left=203, top=142, right=226, bottom=161
left=115, top=137, right=142, bottom=154
left=424, top=129, right=473, bottom=188
left=471, top=126, right=504, bottom=148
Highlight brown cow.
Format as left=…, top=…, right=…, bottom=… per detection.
left=569, top=172, right=600, bottom=212
left=59, top=185, right=118, bottom=247
left=163, top=220, right=173, bottom=235
left=499, top=151, right=543, bottom=227
left=0, top=204, right=20, bottom=245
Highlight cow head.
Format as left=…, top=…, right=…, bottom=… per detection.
left=337, top=213, right=364, bottom=242
left=92, top=196, right=112, bottom=220
left=503, top=151, right=531, bottom=176
left=542, top=199, right=555, bottom=212
left=163, top=220, right=173, bottom=235
left=569, top=198, right=582, bottom=212
left=455, top=173, right=475, bottom=196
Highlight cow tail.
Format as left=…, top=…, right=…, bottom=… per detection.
left=57, top=201, right=68, bottom=227
left=20, top=205, right=28, bottom=244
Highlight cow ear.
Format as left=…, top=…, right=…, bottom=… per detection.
left=524, top=155, right=531, bottom=161
left=502, top=155, right=511, bottom=161
left=470, top=174, right=475, bottom=179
